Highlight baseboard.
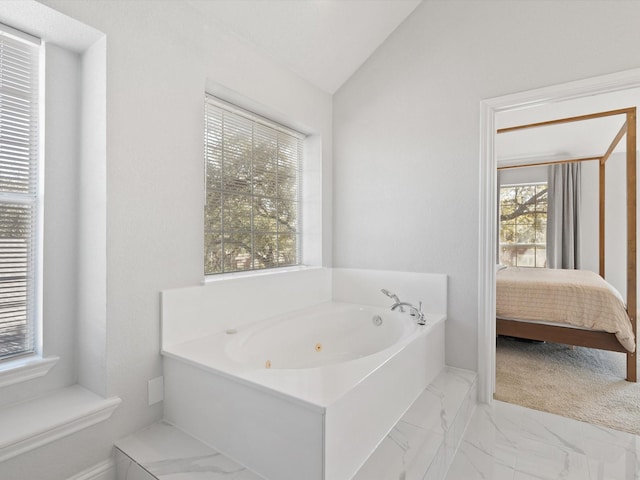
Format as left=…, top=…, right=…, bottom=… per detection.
left=67, top=458, right=115, bottom=480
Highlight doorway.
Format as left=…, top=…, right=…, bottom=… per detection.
left=477, top=68, right=640, bottom=404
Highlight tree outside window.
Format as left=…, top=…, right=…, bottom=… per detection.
left=499, top=183, right=547, bottom=267
left=204, top=97, right=302, bottom=275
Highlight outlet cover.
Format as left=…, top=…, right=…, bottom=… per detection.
left=148, top=376, right=164, bottom=406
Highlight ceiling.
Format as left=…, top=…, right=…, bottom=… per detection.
left=496, top=87, right=640, bottom=168
left=185, top=0, right=422, bottom=94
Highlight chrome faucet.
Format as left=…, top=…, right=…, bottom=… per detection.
left=381, top=289, right=404, bottom=312
left=391, top=301, right=426, bottom=325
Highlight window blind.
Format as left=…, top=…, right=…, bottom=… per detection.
left=0, top=25, right=41, bottom=359
left=204, top=95, right=304, bottom=275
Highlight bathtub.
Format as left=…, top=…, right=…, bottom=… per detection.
left=226, top=302, right=418, bottom=369
left=162, top=301, right=445, bottom=480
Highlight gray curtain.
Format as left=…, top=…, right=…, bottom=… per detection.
left=497, top=170, right=501, bottom=260
left=547, top=163, right=581, bottom=269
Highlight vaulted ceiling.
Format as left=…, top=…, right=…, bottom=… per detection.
left=496, top=87, right=640, bottom=167
left=184, top=0, right=639, bottom=158
left=185, top=0, right=422, bottom=94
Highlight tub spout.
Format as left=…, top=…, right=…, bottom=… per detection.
left=391, top=301, right=426, bottom=325
left=381, top=289, right=404, bottom=312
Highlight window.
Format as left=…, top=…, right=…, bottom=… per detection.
left=204, top=95, right=304, bottom=275
left=0, top=26, right=41, bottom=359
left=499, top=183, right=547, bottom=267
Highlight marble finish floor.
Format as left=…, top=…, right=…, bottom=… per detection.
left=115, top=367, right=476, bottom=480
left=446, top=400, right=640, bottom=480
left=115, top=375, right=640, bottom=480
left=114, top=422, right=262, bottom=480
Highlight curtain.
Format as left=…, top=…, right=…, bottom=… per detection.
left=497, top=170, right=502, bottom=260
left=547, top=163, right=581, bottom=269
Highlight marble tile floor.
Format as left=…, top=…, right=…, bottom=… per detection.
left=116, top=368, right=640, bottom=480
left=354, top=367, right=477, bottom=480
left=445, top=400, right=640, bottom=480
left=114, top=424, right=262, bottom=480
left=115, top=366, right=477, bottom=480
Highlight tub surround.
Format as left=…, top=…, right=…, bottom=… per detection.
left=115, top=367, right=476, bottom=480
left=160, top=267, right=448, bottom=480
left=162, top=310, right=445, bottom=480
left=331, top=267, right=447, bottom=315
left=162, top=303, right=443, bottom=408
left=161, top=267, right=332, bottom=350
left=161, top=267, right=447, bottom=350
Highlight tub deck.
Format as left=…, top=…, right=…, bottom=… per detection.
left=162, top=306, right=445, bottom=480
left=162, top=308, right=445, bottom=409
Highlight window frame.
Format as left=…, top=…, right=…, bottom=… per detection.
left=0, top=23, right=44, bottom=363
left=204, top=94, right=305, bottom=276
left=498, top=181, right=548, bottom=268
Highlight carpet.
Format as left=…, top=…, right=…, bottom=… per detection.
left=495, top=335, right=640, bottom=435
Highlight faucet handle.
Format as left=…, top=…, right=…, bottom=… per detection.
left=417, top=301, right=426, bottom=325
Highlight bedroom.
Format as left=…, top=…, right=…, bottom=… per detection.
left=493, top=87, right=640, bottom=426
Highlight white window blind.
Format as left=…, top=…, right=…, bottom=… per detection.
left=0, top=25, right=41, bottom=359
left=204, top=95, right=304, bottom=275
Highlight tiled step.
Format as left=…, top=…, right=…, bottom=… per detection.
left=353, top=366, right=477, bottom=480
left=114, top=421, right=262, bottom=479
left=114, top=367, right=476, bottom=480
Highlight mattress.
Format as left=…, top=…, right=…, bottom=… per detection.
left=496, top=266, right=635, bottom=352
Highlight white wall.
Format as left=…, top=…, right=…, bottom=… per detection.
left=333, top=0, right=640, bottom=371
left=581, top=152, right=635, bottom=299
left=0, top=1, right=333, bottom=479
left=498, top=166, right=547, bottom=186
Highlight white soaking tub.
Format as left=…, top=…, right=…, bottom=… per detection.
left=226, top=302, right=417, bottom=369
left=162, top=301, right=445, bottom=480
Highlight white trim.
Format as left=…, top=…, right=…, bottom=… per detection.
left=0, top=355, right=58, bottom=388
left=477, top=100, right=497, bottom=404
left=203, top=264, right=320, bottom=284
left=0, top=21, right=41, bottom=45
left=36, top=35, right=46, bottom=358
left=67, top=458, right=115, bottom=480
left=205, top=93, right=306, bottom=140
left=0, top=384, right=121, bottom=462
left=478, top=67, right=640, bottom=404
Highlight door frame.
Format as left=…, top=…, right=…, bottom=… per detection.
left=477, top=68, right=640, bottom=403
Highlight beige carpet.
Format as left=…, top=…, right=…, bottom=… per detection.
left=495, top=336, right=640, bottom=435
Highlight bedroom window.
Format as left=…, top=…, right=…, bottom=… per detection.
left=204, top=95, right=304, bottom=275
left=499, top=183, right=547, bottom=267
left=0, top=26, right=41, bottom=360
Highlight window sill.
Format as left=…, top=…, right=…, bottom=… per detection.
left=203, top=265, right=320, bottom=284
left=0, top=384, right=121, bottom=462
left=0, top=355, right=59, bottom=388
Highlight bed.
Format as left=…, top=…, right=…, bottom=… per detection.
left=496, top=107, right=638, bottom=382
left=496, top=266, right=634, bottom=349
left=496, top=265, right=636, bottom=381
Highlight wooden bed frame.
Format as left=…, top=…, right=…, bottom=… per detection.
left=496, top=107, right=638, bottom=382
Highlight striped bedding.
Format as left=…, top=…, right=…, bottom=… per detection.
left=496, top=266, right=635, bottom=352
